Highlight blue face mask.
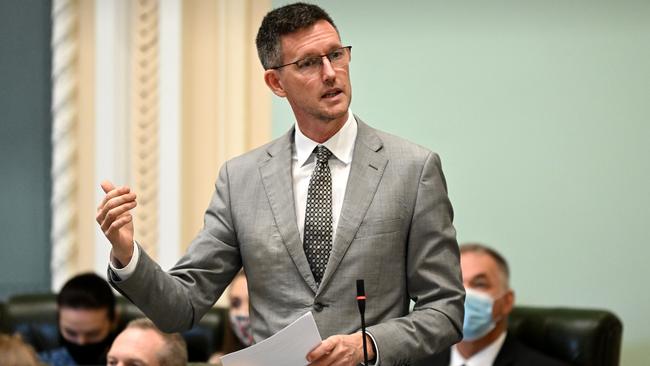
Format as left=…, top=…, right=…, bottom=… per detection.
left=462, top=288, right=497, bottom=341
left=230, top=312, right=253, bottom=346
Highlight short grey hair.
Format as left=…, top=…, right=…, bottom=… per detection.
left=460, top=242, right=510, bottom=289
left=126, top=318, right=188, bottom=366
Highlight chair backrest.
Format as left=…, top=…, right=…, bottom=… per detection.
left=0, top=293, right=228, bottom=362
left=508, top=306, right=623, bottom=366
left=0, top=301, right=8, bottom=333
left=1, top=294, right=60, bottom=351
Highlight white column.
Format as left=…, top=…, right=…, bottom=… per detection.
left=51, top=0, right=78, bottom=291
left=94, top=0, right=131, bottom=274
left=158, top=0, right=181, bottom=270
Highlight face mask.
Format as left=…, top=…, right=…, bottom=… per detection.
left=230, top=313, right=254, bottom=347
left=462, top=288, right=497, bottom=341
left=59, top=332, right=115, bottom=365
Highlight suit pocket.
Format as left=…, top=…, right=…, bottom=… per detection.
left=355, top=218, right=402, bottom=239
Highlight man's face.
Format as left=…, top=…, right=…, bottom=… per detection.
left=59, top=307, right=113, bottom=345
left=266, top=20, right=352, bottom=127
left=460, top=251, right=514, bottom=319
left=107, top=328, right=165, bottom=366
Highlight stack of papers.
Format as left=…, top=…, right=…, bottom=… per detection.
left=221, top=312, right=322, bottom=366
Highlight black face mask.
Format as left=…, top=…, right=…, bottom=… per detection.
left=59, top=332, right=116, bottom=365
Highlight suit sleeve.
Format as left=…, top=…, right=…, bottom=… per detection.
left=108, top=162, right=242, bottom=332
left=366, top=152, right=465, bottom=365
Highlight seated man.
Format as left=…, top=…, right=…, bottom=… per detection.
left=39, top=273, right=119, bottom=366
left=107, top=318, right=187, bottom=366
left=417, top=243, right=568, bottom=366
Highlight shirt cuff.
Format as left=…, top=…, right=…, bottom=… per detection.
left=109, top=243, right=140, bottom=280
left=366, top=331, right=380, bottom=366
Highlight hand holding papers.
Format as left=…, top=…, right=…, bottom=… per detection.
left=221, top=312, right=322, bottom=366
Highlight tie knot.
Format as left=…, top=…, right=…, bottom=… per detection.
left=315, top=145, right=332, bottom=164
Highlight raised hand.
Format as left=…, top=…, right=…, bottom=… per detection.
left=96, top=180, right=137, bottom=266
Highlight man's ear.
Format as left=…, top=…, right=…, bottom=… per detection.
left=502, top=289, right=515, bottom=316
left=264, top=69, right=287, bottom=97
left=110, top=308, right=120, bottom=331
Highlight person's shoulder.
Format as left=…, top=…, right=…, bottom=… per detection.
left=411, top=348, right=450, bottom=366
left=224, top=130, right=293, bottom=168
left=39, top=347, right=77, bottom=366
left=500, top=334, right=571, bottom=366
left=355, top=115, right=437, bottom=160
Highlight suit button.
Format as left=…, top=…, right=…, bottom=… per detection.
left=313, top=302, right=324, bottom=312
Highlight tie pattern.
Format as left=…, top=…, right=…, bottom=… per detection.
left=304, top=145, right=333, bottom=286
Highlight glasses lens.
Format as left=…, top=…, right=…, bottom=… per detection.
left=328, top=48, right=348, bottom=67
left=296, top=57, right=321, bottom=72
left=294, top=47, right=350, bottom=75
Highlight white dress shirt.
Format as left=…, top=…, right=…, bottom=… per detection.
left=292, top=110, right=356, bottom=241
left=449, top=332, right=507, bottom=366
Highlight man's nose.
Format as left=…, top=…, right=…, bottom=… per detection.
left=320, top=57, right=336, bottom=82
left=75, top=335, right=91, bottom=345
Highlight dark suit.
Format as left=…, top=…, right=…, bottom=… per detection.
left=415, top=333, right=570, bottom=366
left=110, top=117, right=465, bottom=365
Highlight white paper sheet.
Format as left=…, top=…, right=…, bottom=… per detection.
left=221, top=311, right=322, bottom=366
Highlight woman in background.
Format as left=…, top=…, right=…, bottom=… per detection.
left=209, top=271, right=252, bottom=364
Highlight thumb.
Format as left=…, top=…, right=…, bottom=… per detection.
left=101, top=180, right=116, bottom=194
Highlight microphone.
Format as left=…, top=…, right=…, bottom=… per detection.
left=356, top=279, right=369, bottom=366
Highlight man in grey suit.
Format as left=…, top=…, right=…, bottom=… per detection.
left=96, top=3, right=464, bottom=365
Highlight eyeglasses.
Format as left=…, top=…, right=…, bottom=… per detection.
left=270, top=46, right=352, bottom=75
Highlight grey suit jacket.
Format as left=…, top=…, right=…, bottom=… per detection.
left=110, top=117, right=464, bottom=365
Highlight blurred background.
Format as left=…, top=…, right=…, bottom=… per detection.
left=1, top=0, right=648, bottom=364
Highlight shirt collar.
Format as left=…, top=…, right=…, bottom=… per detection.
left=450, top=332, right=507, bottom=366
left=294, top=110, right=357, bottom=167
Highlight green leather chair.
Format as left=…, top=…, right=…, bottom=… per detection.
left=509, top=306, right=623, bottom=366
left=0, top=293, right=228, bottom=362
left=0, top=301, right=8, bottom=333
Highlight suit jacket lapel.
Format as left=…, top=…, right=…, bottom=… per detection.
left=319, top=118, right=388, bottom=292
left=493, top=334, right=516, bottom=366
left=259, top=129, right=318, bottom=293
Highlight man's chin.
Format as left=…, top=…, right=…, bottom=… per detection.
left=317, top=105, right=349, bottom=122
left=317, top=113, right=347, bottom=124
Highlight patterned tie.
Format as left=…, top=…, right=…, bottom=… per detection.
left=303, top=145, right=333, bottom=286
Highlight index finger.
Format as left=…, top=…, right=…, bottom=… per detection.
left=101, top=180, right=115, bottom=193
left=97, top=183, right=131, bottom=211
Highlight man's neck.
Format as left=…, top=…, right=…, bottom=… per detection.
left=456, top=322, right=507, bottom=359
left=296, top=112, right=349, bottom=143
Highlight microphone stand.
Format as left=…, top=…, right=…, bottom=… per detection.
left=356, top=279, right=369, bottom=366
